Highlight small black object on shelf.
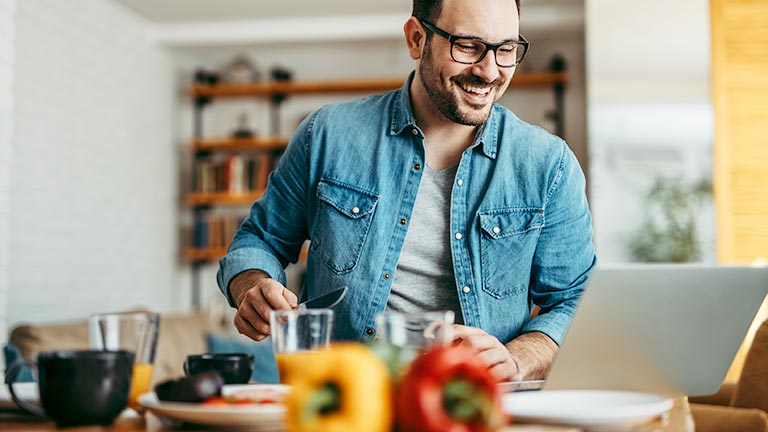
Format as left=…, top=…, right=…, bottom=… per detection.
left=193, top=68, right=219, bottom=85
left=270, top=65, right=293, bottom=82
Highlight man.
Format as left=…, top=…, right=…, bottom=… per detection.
left=217, top=0, right=596, bottom=382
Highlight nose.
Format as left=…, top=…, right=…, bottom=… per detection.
left=471, top=49, right=501, bottom=83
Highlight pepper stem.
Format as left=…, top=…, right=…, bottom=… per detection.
left=303, top=383, right=341, bottom=425
left=442, top=378, right=495, bottom=425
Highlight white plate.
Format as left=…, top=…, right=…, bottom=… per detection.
left=0, top=382, right=39, bottom=411
left=138, top=384, right=287, bottom=428
left=503, top=390, right=674, bottom=427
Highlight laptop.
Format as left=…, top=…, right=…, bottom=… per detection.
left=540, top=265, right=768, bottom=396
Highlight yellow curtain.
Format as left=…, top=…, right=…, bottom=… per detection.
left=711, top=0, right=768, bottom=380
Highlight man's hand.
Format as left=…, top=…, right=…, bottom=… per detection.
left=451, top=325, right=523, bottom=381
left=451, top=325, right=558, bottom=381
left=229, top=270, right=298, bottom=342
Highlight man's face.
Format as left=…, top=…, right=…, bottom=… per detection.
left=417, top=0, right=520, bottom=126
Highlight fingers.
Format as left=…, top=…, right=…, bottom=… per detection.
left=451, top=324, right=522, bottom=381
left=235, top=278, right=294, bottom=342
left=282, top=287, right=299, bottom=308
left=234, top=311, right=267, bottom=342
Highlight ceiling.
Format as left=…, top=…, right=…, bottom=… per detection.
left=113, top=0, right=581, bottom=23
left=114, top=0, right=413, bottom=23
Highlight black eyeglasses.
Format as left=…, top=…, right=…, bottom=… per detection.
left=418, top=18, right=529, bottom=68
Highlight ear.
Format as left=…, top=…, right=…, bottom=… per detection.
left=403, top=16, right=426, bottom=60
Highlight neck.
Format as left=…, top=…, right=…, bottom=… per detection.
left=409, top=75, right=479, bottom=170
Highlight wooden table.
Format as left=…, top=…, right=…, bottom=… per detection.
left=0, top=397, right=694, bottom=432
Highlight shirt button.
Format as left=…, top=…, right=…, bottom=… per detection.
left=457, top=179, right=463, bottom=186
left=493, top=226, right=501, bottom=234
left=384, top=273, right=391, bottom=280
left=400, top=218, right=407, bottom=225
left=414, top=163, right=421, bottom=171
left=462, top=286, right=471, bottom=294
left=412, top=128, right=419, bottom=135
left=352, top=207, right=360, bottom=214
left=455, top=233, right=462, bottom=240
left=366, top=328, right=375, bottom=335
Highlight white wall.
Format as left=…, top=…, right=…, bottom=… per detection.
left=586, top=0, right=715, bottom=263
left=0, top=0, right=16, bottom=345
left=2, top=0, right=177, bottom=337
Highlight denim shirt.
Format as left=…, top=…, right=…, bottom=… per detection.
left=218, top=72, right=597, bottom=345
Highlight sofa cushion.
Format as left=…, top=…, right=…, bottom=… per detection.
left=733, top=319, right=768, bottom=413
left=205, top=333, right=279, bottom=384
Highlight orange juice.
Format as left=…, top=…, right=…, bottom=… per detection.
left=129, top=363, right=154, bottom=409
left=275, top=353, right=290, bottom=383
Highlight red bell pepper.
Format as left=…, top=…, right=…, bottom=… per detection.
left=395, top=345, right=507, bottom=432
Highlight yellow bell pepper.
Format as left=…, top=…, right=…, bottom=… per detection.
left=281, top=343, right=392, bottom=432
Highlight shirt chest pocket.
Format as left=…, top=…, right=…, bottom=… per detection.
left=478, top=208, right=544, bottom=299
left=311, top=179, right=379, bottom=275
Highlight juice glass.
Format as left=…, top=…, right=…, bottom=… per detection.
left=270, top=309, right=333, bottom=383
left=89, top=311, right=159, bottom=410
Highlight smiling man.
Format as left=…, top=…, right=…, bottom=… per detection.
left=218, top=0, right=597, bottom=382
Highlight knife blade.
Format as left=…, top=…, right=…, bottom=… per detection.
left=296, top=286, right=348, bottom=311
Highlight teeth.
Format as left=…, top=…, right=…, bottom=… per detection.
left=459, top=83, right=491, bottom=95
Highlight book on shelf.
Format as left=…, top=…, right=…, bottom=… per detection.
left=194, top=213, right=247, bottom=249
left=193, top=151, right=283, bottom=195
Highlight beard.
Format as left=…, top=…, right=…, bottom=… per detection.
left=417, top=41, right=506, bottom=126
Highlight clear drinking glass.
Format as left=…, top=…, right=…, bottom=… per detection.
left=88, top=311, right=159, bottom=410
left=374, top=310, right=455, bottom=364
left=270, top=309, right=333, bottom=382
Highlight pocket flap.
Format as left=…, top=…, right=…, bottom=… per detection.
left=479, top=208, right=544, bottom=239
left=317, top=180, right=378, bottom=219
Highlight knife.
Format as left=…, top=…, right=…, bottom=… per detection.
left=295, top=286, right=348, bottom=311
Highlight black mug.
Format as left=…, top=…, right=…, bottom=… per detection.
left=184, top=353, right=254, bottom=384
left=5, top=350, right=134, bottom=428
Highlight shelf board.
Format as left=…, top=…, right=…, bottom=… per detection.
left=191, top=137, right=289, bottom=152
left=189, top=72, right=569, bottom=98
left=187, top=247, right=228, bottom=262
left=187, top=246, right=309, bottom=263
left=190, top=78, right=403, bottom=98
left=187, top=192, right=263, bottom=206
left=512, top=71, right=569, bottom=86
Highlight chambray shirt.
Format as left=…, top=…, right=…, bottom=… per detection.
left=217, top=72, right=597, bottom=345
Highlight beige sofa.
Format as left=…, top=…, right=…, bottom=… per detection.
left=689, top=319, right=768, bottom=432
left=8, top=309, right=230, bottom=386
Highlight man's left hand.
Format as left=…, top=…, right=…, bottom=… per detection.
left=451, top=325, right=524, bottom=382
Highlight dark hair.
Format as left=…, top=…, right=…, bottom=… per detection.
left=413, top=0, right=521, bottom=24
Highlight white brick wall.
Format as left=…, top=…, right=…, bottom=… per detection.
left=3, top=0, right=177, bottom=333
left=0, top=0, right=16, bottom=346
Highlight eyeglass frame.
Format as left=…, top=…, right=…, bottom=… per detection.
left=417, top=18, right=530, bottom=68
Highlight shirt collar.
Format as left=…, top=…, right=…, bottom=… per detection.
left=390, top=70, right=499, bottom=160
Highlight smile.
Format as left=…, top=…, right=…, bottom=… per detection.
left=458, top=83, right=492, bottom=96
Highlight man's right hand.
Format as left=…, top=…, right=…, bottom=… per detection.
left=229, top=270, right=298, bottom=342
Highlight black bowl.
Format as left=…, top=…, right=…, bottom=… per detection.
left=184, top=353, right=254, bottom=384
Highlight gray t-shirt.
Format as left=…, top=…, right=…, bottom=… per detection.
left=386, top=163, right=464, bottom=324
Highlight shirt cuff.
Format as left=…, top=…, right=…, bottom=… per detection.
left=216, top=248, right=287, bottom=307
left=521, top=310, right=575, bottom=346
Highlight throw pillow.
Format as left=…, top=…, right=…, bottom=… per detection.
left=3, top=344, right=36, bottom=383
